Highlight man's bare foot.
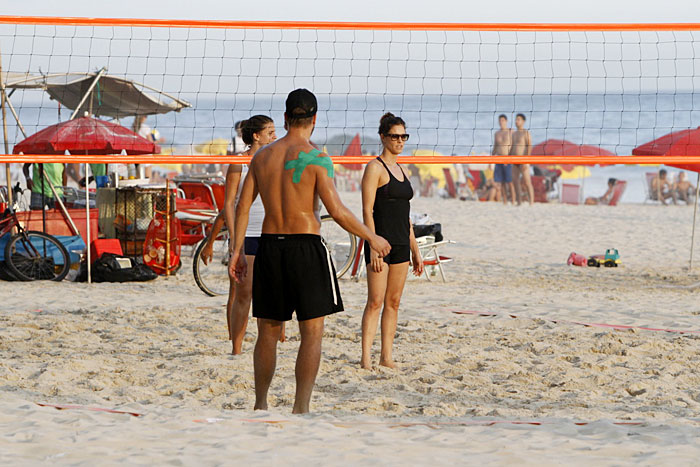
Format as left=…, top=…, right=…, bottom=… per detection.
left=360, top=357, right=373, bottom=369
left=254, top=401, right=268, bottom=411
left=292, top=404, right=309, bottom=414
left=379, top=358, right=398, bottom=369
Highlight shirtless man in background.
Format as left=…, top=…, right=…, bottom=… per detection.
left=510, top=113, right=534, bottom=206
left=492, top=114, right=515, bottom=204
left=230, top=89, right=391, bottom=414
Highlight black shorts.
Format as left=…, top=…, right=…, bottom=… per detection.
left=364, top=242, right=410, bottom=265
left=253, top=234, right=343, bottom=322
left=244, top=237, right=260, bottom=256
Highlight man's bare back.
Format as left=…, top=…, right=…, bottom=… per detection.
left=248, top=136, right=327, bottom=235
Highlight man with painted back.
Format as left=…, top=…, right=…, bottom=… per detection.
left=230, top=89, right=391, bottom=414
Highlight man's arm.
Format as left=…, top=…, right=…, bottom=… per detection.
left=232, top=163, right=258, bottom=256
left=316, top=163, right=390, bottom=256
left=526, top=131, right=532, bottom=156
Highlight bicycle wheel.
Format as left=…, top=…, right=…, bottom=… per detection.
left=192, top=232, right=230, bottom=297
left=5, top=231, right=71, bottom=281
left=320, top=215, right=357, bottom=279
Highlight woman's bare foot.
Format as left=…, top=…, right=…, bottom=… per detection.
left=379, top=358, right=398, bottom=369
left=360, top=356, right=373, bottom=369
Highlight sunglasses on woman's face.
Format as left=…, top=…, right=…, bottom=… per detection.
left=385, top=133, right=410, bottom=142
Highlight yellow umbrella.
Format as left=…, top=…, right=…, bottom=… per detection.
left=195, top=138, right=231, bottom=156
left=412, top=149, right=458, bottom=188
left=557, top=165, right=591, bottom=180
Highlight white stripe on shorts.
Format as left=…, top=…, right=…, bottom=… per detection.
left=322, top=242, right=338, bottom=305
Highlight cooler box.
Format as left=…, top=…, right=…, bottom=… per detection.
left=15, top=208, right=99, bottom=245
left=90, top=239, right=123, bottom=262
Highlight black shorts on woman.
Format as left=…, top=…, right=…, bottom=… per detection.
left=364, top=157, right=414, bottom=265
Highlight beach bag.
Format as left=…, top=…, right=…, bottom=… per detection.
left=413, top=223, right=443, bottom=242
left=78, top=253, right=157, bottom=283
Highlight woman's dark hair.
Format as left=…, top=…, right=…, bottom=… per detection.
left=608, top=178, right=617, bottom=186
left=240, top=115, right=273, bottom=146
left=378, top=112, right=406, bottom=135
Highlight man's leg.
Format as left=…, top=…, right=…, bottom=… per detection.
left=293, top=316, right=325, bottom=414
left=254, top=318, right=283, bottom=410
left=522, top=164, right=535, bottom=205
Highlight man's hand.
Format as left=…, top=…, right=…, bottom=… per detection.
left=228, top=250, right=248, bottom=283
left=368, top=234, right=391, bottom=258
left=26, top=178, right=33, bottom=191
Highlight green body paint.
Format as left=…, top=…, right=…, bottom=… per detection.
left=284, top=148, right=334, bottom=184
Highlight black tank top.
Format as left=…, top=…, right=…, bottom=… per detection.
left=372, top=157, right=414, bottom=245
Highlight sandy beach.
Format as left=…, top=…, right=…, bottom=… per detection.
left=2, top=193, right=700, bottom=464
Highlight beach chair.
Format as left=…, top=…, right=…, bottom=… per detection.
left=443, top=168, right=457, bottom=198
left=607, top=180, right=627, bottom=206
left=643, top=172, right=659, bottom=203
left=530, top=175, right=548, bottom=203
left=560, top=183, right=581, bottom=205
left=417, top=235, right=455, bottom=282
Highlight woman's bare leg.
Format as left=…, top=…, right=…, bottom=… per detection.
left=226, top=274, right=236, bottom=342
left=231, top=255, right=255, bottom=355
left=379, top=262, right=409, bottom=368
left=361, top=265, right=389, bottom=369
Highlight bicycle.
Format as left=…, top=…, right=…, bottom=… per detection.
left=191, top=214, right=358, bottom=296
left=0, top=184, right=71, bottom=281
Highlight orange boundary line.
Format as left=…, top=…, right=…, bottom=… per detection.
left=0, top=155, right=698, bottom=165
left=0, top=16, right=699, bottom=31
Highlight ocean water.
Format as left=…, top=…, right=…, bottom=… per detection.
left=4, top=92, right=699, bottom=203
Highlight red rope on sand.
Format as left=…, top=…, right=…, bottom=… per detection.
left=452, top=310, right=700, bottom=335
left=36, top=402, right=142, bottom=417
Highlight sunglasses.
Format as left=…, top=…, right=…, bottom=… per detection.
left=384, top=133, right=410, bottom=142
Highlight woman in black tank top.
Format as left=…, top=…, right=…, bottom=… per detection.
left=360, top=113, right=424, bottom=370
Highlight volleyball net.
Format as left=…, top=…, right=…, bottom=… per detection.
left=1, top=17, right=700, bottom=165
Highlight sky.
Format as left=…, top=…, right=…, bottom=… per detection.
left=3, top=0, right=700, bottom=23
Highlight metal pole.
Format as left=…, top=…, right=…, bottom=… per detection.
left=69, top=67, right=107, bottom=120
left=165, top=179, right=171, bottom=277
left=0, top=44, right=13, bottom=207
left=85, top=162, right=91, bottom=284
left=690, top=172, right=700, bottom=271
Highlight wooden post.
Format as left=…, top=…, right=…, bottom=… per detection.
left=690, top=172, right=700, bottom=271
left=0, top=44, right=13, bottom=207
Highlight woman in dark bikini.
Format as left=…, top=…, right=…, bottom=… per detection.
left=360, top=113, right=423, bottom=369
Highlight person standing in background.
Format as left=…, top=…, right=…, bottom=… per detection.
left=132, top=115, right=164, bottom=179
left=492, top=114, right=515, bottom=204
left=510, top=113, right=534, bottom=206
left=22, top=163, right=66, bottom=210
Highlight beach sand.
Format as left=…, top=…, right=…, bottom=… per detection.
left=2, top=193, right=700, bottom=464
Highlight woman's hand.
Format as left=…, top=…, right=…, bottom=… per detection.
left=370, top=248, right=384, bottom=273
left=201, top=241, right=214, bottom=265
left=411, top=248, right=424, bottom=276
left=228, top=249, right=248, bottom=283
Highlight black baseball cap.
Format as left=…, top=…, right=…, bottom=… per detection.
left=285, top=89, right=317, bottom=119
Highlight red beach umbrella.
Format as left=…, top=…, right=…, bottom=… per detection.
left=631, top=127, right=700, bottom=173
left=13, top=115, right=160, bottom=155
left=532, top=139, right=615, bottom=171
left=341, top=133, right=364, bottom=171
left=633, top=128, right=700, bottom=270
